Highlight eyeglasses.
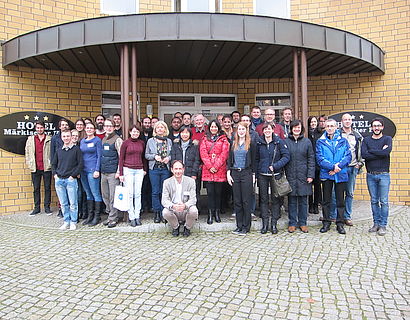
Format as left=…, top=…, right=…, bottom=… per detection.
left=104, top=125, right=113, bottom=128
left=372, top=124, right=383, bottom=127
left=265, top=113, right=275, bottom=116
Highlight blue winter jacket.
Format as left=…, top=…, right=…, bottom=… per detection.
left=256, top=135, right=290, bottom=175
left=316, top=130, right=351, bottom=183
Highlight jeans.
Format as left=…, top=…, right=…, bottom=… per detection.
left=258, top=175, right=281, bottom=223
left=80, top=171, right=102, bottom=202
left=330, top=166, right=359, bottom=220
left=123, top=167, right=145, bottom=220
left=231, top=169, right=252, bottom=232
left=149, top=167, right=171, bottom=212
left=288, top=196, right=308, bottom=227
left=366, top=173, right=390, bottom=227
left=31, top=170, right=52, bottom=209
left=55, top=177, right=78, bottom=223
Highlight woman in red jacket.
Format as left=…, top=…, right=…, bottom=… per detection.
left=200, top=120, right=230, bottom=224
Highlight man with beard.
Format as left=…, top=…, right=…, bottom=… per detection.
left=362, top=118, right=392, bottom=236
left=141, top=116, right=153, bottom=213
left=231, top=111, right=241, bottom=128
left=95, top=114, right=106, bottom=139
left=112, top=113, right=123, bottom=138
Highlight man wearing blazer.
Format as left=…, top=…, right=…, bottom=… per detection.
left=162, top=160, right=198, bottom=237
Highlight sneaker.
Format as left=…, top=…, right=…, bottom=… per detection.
left=29, top=208, right=40, bottom=216
left=69, top=222, right=77, bottom=230
left=107, top=221, right=117, bottom=228
left=237, top=230, right=247, bottom=236
left=59, top=222, right=69, bottom=230
left=135, top=218, right=142, bottom=226
left=45, top=207, right=52, bottom=215
left=231, top=228, right=242, bottom=235
left=368, top=225, right=379, bottom=233
left=377, top=226, right=386, bottom=236
left=251, top=213, right=258, bottom=221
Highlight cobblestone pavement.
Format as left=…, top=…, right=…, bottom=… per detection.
left=0, top=203, right=409, bottom=319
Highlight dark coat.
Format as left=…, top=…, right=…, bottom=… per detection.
left=170, top=139, right=200, bottom=178
left=256, top=135, right=290, bottom=175
left=284, top=135, right=315, bottom=196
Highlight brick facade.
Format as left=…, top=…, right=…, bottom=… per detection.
left=0, top=0, right=408, bottom=213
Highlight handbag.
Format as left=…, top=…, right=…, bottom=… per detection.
left=271, top=144, right=292, bottom=197
left=113, top=183, right=130, bottom=211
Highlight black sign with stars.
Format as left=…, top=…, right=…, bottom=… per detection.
left=0, top=112, right=74, bottom=155
left=329, top=111, right=396, bottom=138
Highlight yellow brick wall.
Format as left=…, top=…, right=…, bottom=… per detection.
left=223, top=0, right=253, bottom=14
left=140, top=0, right=171, bottom=13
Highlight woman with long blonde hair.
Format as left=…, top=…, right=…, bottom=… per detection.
left=227, top=122, right=256, bottom=235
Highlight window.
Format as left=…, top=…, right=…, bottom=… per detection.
left=101, top=91, right=140, bottom=120
left=100, top=0, right=139, bottom=15
left=254, top=0, right=290, bottom=19
left=255, top=93, right=291, bottom=122
left=173, top=0, right=221, bottom=13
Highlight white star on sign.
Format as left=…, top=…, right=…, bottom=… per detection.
left=43, top=116, right=49, bottom=121
left=351, top=115, right=356, bottom=119
left=34, top=115, right=39, bottom=120
left=359, top=114, right=364, bottom=119
left=24, top=115, right=29, bottom=120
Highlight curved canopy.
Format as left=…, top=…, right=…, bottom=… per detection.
left=2, top=13, right=385, bottom=79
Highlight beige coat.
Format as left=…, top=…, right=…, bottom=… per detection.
left=25, top=135, right=52, bottom=172
left=161, top=175, right=197, bottom=210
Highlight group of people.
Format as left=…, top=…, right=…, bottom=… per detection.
left=25, top=107, right=392, bottom=237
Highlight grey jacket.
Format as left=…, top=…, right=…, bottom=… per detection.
left=161, top=176, right=197, bottom=210
left=145, top=137, right=172, bottom=170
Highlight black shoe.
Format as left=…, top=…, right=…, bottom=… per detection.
left=130, top=219, right=137, bottom=227
left=182, top=227, right=191, bottom=237
left=231, top=228, right=242, bottom=234
left=207, top=210, right=213, bottom=225
left=313, top=205, right=319, bottom=214
left=270, top=224, right=278, bottom=234
left=238, top=230, right=247, bottom=236
left=336, top=224, right=346, bottom=235
left=107, top=221, right=117, bottom=228
left=154, top=211, right=161, bottom=223
left=29, top=208, right=40, bottom=216
left=135, top=218, right=142, bottom=226
left=45, top=207, right=52, bottom=215
left=57, top=208, right=63, bottom=218
left=214, top=209, right=221, bottom=223
left=320, top=222, right=331, bottom=233
left=260, top=219, right=269, bottom=234
left=172, top=227, right=180, bottom=237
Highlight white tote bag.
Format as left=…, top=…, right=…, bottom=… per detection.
left=113, top=184, right=130, bottom=211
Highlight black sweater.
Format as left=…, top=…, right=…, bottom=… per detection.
left=52, top=145, right=83, bottom=178
left=361, top=135, right=392, bottom=173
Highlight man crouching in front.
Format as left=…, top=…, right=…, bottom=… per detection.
left=162, top=160, right=199, bottom=237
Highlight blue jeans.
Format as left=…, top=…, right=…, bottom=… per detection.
left=288, top=195, right=308, bottom=227
left=366, top=173, right=390, bottom=227
left=330, top=166, right=359, bottom=220
left=149, top=167, right=170, bottom=212
left=55, top=177, right=78, bottom=223
left=80, top=171, right=102, bottom=202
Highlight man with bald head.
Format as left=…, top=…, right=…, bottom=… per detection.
left=255, top=108, right=285, bottom=139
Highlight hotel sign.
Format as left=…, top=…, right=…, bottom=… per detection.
left=0, top=112, right=74, bottom=155
left=330, top=111, right=396, bottom=138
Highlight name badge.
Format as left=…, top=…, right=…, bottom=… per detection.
left=87, top=143, right=94, bottom=148
left=104, top=145, right=110, bottom=150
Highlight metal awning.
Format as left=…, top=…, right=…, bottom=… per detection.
left=2, top=13, right=385, bottom=79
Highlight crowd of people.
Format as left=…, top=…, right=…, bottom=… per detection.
left=25, top=107, right=393, bottom=237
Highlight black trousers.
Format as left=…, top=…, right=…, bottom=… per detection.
left=31, top=170, right=52, bottom=209
left=141, top=174, right=152, bottom=210
left=321, top=179, right=346, bottom=225
left=258, top=175, right=281, bottom=223
left=231, top=169, right=252, bottom=232
left=309, top=168, right=322, bottom=208
left=206, top=181, right=223, bottom=211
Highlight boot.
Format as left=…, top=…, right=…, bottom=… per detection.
left=336, top=224, right=346, bottom=235
left=207, top=209, right=213, bottom=225
left=154, top=211, right=161, bottom=223
left=89, top=201, right=102, bottom=226
left=312, top=204, right=319, bottom=214
left=270, top=222, right=278, bottom=234
left=214, top=209, right=221, bottom=223
left=83, top=200, right=94, bottom=225
left=260, top=218, right=269, bottom=234
left=159, top=210, right=165, bottom=223
left=320, top=221, right=331, bottom=233
left=81, top=198, right=88, bottom=220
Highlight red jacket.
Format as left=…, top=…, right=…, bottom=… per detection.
left=200, top=134, right=229, bottom=182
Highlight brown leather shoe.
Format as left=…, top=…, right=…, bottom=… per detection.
left=344, top=219, right=353, bottom=226
left=288, top=226, right=296, bottom=233
left=299, top=226, right=308, bottom=233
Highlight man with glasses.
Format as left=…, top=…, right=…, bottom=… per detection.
left=362, top=118, right=392, bottom=236
left=255, top=108, right=285, bottom=139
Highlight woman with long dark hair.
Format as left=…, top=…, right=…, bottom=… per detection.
left=285, top=120, right=315, bottom=233
left=145, top=121, right=172, bottom=223
left=227, top=122, right=256, bottom=235
left=256, top=123, right=290, bottom=234
left=200, top=120, right=230, bottom=224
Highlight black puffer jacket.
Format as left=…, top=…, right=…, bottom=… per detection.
left=284, top=135, right=315, bottom=196
left=170, top=139, right=200, bottom=178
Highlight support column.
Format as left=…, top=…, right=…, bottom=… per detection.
left=131, top=44, right=138, bottom=126
left=123, top=44, right=130, bottom=140
left=120, top=45, right=125, bottom=138
left=293, top=49, right=299, bottom=119
left=300, top=49, right=308, bottom=137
